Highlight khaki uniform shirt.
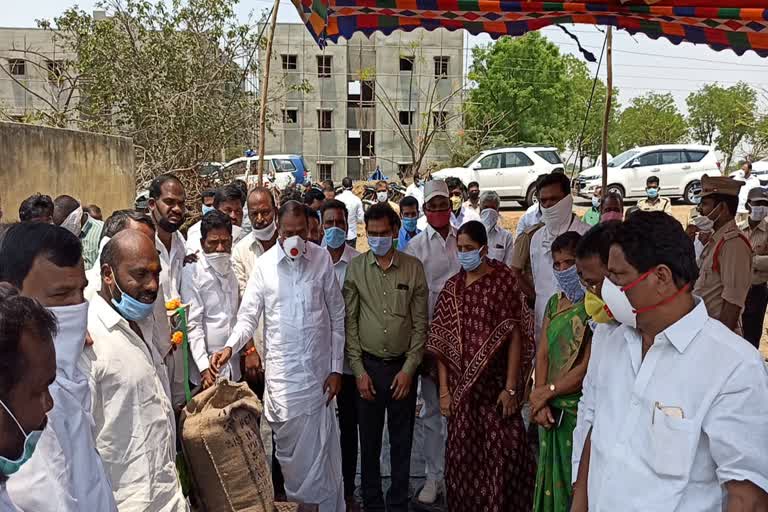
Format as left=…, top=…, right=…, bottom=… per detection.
left=510, top=222, right=544, bottom=274
left=637, top=197, right=672, bottom=213
left=693, top=219, right=753, bottom=330
left=742, top=218, right=768, bottom=285
left=343, top=250, right=428, bottom=378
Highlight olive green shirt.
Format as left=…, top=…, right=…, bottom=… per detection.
left=343, top=250, right=428, bottom=378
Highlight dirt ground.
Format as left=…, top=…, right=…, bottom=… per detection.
left=353, top=199, right=768, bottom=359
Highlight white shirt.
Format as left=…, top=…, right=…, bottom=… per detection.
left=733, top=171, right=763, bottom=214
left=404, top=224, right=460, bottom=320
left=486, top=224, right=515, bottom=267
left=83, top=295, right=187, bottom=512
left=231, top=231, right=271, bottom=296
left=450, top=206, right=480, bottom=229
left=530, top=214, right=589, bottom=339
left=571, top=321, right=621, bottom=483
left=330, top=244, right=360, bottom=376
left=463, top=199, right=480, bottom=216
left=406, top=182, right=425, bottom=212
left=331, top=244, right=360, bottom=288
left=85, top=266, right=173, bottom=367
left=156, top=231, right=186, bottom=301
left=582, top=299, right=768, bottom=511
left=0, top=485, right=18, bottom=512
left=7, top=303, right=117, bottom=512
left=186, top=223, right=244, bottom=255
left=336, top=189, right=365, bottom=241
left=516, top=202, right=542, bottom=237
left=180, top=254, right=240, bottom=384
left=225, top=242, right=345, bottom=423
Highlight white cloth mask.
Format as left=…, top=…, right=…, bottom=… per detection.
left=48, top=302, right=89, bottom=379
left=540, top=195, right=574, bottom=230
left=205, top=252, right=232, bottom=276
left=252, top=220, right=276, bottom=241
left=480, top=208, right=499, bottom=231
left=376, top=191, right=389, bottom=203
left=60, top=206, right=84, bottom=236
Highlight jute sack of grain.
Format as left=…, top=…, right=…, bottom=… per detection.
left=180, top=380, right=274, bottom=512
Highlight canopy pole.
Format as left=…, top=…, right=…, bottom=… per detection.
left=258, top=0, right=281, bottom=186
left=601, top=25, right=613, bottom=197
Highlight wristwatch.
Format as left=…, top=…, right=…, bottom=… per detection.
left=549, top=383, right=556, bottom=393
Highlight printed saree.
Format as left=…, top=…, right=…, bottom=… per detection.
left=427, top=260, right=536, bottom=512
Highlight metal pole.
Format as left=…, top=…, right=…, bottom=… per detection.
left=257, top=0, right=280, bottom=186
left=601, top=26, right=613, bottom=197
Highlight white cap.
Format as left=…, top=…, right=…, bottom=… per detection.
left=424, top=179, right=449, bottom=204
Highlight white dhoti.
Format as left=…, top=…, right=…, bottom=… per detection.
left=270, top=403, right=344, bottom=512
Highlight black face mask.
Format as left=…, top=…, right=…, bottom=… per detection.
left=469, top=191, right=480, bottom=200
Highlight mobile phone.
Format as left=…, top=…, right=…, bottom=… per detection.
left=549, top=405, right=565, bottom=428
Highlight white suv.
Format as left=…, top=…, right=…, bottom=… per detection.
left=432, top=146, right=565, bottom=207
left=576, top=144, right=720, bottom=204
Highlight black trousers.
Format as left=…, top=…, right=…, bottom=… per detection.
left=357, top=353, right=416, bottom=512
left=338, top=373, right=359, bottom=498
left=742, top=283, right=768, bottom=349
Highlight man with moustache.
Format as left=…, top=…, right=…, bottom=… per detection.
left=84, top=231, right=187, bottom=511
left=148, top=174, right=189, bottom=407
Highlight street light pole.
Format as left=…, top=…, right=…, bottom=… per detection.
left=257, top=0, right=280, bottom=186
left=601, top=25, right=613, bottom=197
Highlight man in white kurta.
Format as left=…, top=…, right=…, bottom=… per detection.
left=3, top=222, right=116, bottom=512
left=529, top=179, right=589, bottom=341
left=84, top=232, right=187, bottom=512
left=180, top=212, right=241, bottom=386
left=214, top=208, right=345, bottom=512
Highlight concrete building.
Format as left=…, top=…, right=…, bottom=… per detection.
left=261, top=24, right=465, bottom=182
left=0, top=27, right=76, bottom=122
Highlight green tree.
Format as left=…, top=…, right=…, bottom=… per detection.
left=2, top=0, right=308, bottom=184
left=686, top=83, right=757, bottom=171
left=465, top=32, right=579, bottom=150
left=617, top=92, right=687, bottom=149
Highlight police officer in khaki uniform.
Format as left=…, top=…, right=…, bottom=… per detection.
left=740, top=187, right=768, bottom=349
left=692, top=175, right=753, bottom=334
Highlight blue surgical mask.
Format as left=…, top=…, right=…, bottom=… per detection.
left=110, top=268, right=155, bottom=321
left=202, top=205, right=215, bottom=215
left=324, top=226, right=346, bottom=249
left=368, top=236, right=393, bottom=256
left=591, top=196, right=600, bottom=209
left=554, top=265, right=586, bottom=303
left=0, top=398, right=43, bottom=476
left=646, top=187, right=659, bottom=199
left=402, top=217, right=418, bottom=233
left=458, top=248, right=483, bottom=272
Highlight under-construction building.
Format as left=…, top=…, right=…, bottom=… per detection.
left=260, top=24, right=465, bottom=182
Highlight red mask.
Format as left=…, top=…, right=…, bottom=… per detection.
left=426, top=210, right=451, bottom=229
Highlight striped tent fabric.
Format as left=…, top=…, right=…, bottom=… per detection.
left=291, top=0, right=768, bottom=56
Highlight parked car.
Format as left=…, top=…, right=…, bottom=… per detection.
left=221, top=154, right=311, bottom=190
left=751, top=157, right=768, bottom=185
left=432, top=146, right=565, bottom=207
left=575, top=144, right=720, bottom=204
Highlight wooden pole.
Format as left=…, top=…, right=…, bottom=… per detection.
left=601, top=26, right=613, bottom=197
left=257, top=0, right=280, bottom=186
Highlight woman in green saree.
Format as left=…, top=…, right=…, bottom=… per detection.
left=531, top=231, right=593, bottom=512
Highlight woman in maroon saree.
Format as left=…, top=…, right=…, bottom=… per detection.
left=427, top=221, right=536, bottom=512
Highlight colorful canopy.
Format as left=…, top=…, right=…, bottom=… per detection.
left=291, top=0, right=768, bottom=56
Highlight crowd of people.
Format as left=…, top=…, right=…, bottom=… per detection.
left=0, top=167, right=767, bottom=512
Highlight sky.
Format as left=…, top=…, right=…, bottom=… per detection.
left=5, top=0, right=768, bottom=113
